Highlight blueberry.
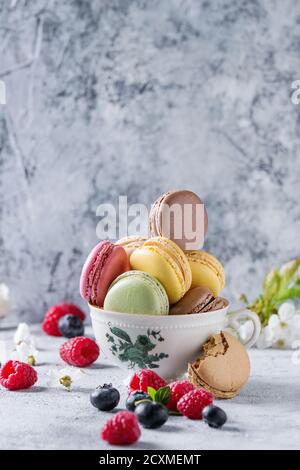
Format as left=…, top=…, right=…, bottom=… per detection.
left=126, top=391, right=152, bottom=411
left=135, top=401, right=168, bottom=429
left=58, top=315, right=84, bottom=338
left=202, top=405, right=227, bottom=428
left=90, top=384, right=120, bottom=411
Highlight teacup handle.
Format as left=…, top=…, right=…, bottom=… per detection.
left=226, top=308, right=261, bottom=348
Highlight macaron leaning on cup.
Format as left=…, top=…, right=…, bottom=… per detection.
left=185, top=250, right=225, bottom=297
left=130, top=237, right=192, bottom=304
left=149, top=190, right=208, bottom=250
left=103, top=271, right=169, bottom=315
left=80, top=241, right=130, bottom=307
left=188, top=331, right=250, bottom=399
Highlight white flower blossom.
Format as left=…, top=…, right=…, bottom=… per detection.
left=257, top=301, right=300, bottom=349
left=256, top=324, right=274, bottom=349
left=47, top=367, right=86, bottom=391
left=1, top=323, right=38, bottom=365
left=278, top=302, right=295, bottom=321
left=11, top=341, right=38, bottom=365
left=14, top=323, right=32, bottom=345
left=0, top=284, right=10, bottom=319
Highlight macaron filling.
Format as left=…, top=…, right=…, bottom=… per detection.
left=149, top=192, right=171, bottom=237
left=144, top=237, right=192, bottom=292
left=150, top=190, right=208, bottom=250
left=190, top=296, right=214, bottom=313
left=201, top=297, right=229, bottom=312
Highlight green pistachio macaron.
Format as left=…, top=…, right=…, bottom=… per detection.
left=103, top=271, right=169, bottom=315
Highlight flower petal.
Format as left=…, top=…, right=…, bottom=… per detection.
left=256, top=327, right=273, bottom=349
left=14, top=323, right=32, bottom=345
left=268, top=314, right=280, bottom=328
left=278, top=302, right=295, bottom=322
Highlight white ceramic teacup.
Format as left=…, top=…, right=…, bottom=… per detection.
left=90, top=304, right=261, bottom=379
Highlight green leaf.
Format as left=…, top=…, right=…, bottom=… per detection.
left=263, top=269, right=281, bottom=301
left=279, top=258, right=300, bottom=286
left=168, top=410, right=182, bottom=416
left=110, top=327, right=132, bottom=343
left=248, top=258, right=300, bottom=326
left=147, top=386, right=157, bottom=401
left=275, top=286, right=300, bottom=302
left=155, top=386, right=170, bottom=405
left=294, top=277, right=300, bottom=287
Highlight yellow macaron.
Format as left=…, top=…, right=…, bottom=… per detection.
left=185, top=250, right=225, bottom=297
left=130, top=237, right=192, bottom=304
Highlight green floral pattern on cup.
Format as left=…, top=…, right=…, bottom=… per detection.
left=105, top=323, right=169, bottom=369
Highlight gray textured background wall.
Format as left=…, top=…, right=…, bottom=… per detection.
left=0, top=0, right=299, bottom=321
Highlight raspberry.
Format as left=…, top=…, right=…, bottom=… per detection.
left=101, top=411, right=140, bottom=445
left=0, top=360, right=38, bottom=390
left=129, top=369, right=167, bottom=393
left=167, top=380, right=195, bottom=411
left=177, top=388, right=213, bottom=419
left=60, top=336, right=99, bottom=367
left=42, top=303, right=85, bottom=336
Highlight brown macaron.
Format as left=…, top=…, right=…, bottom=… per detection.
left=169, top=287, right=229, bottom=315
left=201, top=296, right=229, bottom=313
left=169, top=287, right=214, bottom=315
left=188, top=331, right=250, bottom=398
left=149, top=190, right=208, bottom=250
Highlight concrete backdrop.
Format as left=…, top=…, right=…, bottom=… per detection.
left=0, top=0, right=299, bottom=321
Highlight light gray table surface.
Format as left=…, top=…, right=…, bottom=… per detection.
left=0, top=324, right=299, bottom=450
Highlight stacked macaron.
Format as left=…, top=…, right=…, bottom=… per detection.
left=80, top=190, right=227, bottom=315
left=130, top=237, right=192, bottom=304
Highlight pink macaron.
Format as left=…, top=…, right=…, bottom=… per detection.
left=80, top=241, right=130, bottom=307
